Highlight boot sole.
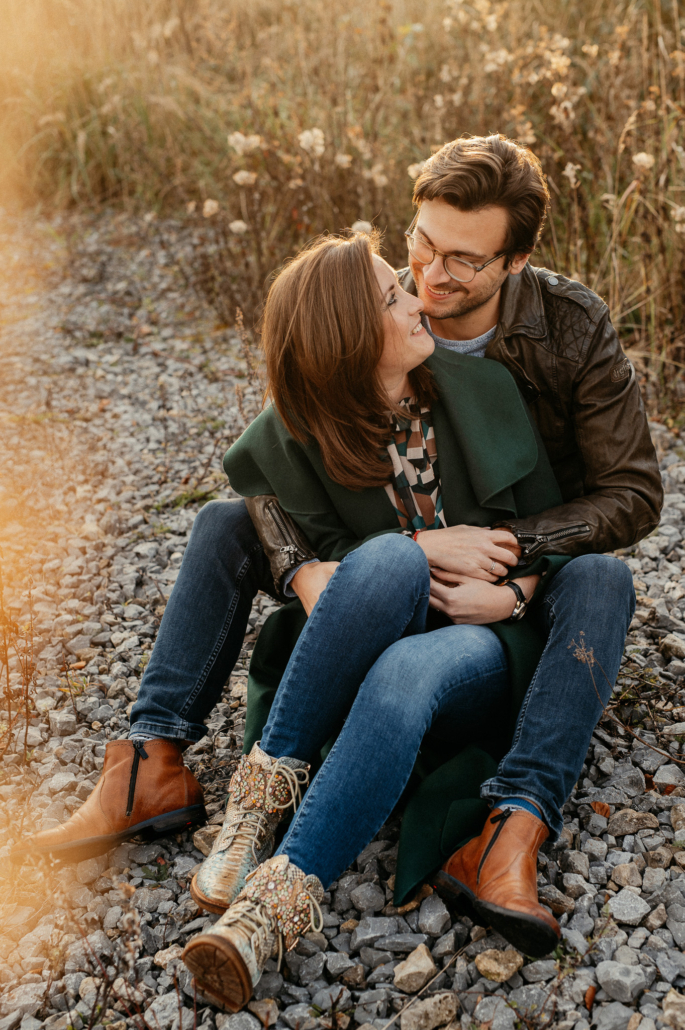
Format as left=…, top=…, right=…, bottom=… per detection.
left=189, top=875, right=230, bottom=916
left=433, top=872, right=559, bottom=958
left=10, top=804, right=206, bottom=863
left=474, top=899, right=560, bottom=958
left=182, top=933, right=253, bottom=1012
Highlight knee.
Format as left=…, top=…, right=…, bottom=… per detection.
left=348, top=533, right=429, bottom=586
left=190, top=498, right=254, bottom=547
left=560, top=554, right=635, bottom=607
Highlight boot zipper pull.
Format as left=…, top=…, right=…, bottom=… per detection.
left=126, top=740, right=149, bottom=817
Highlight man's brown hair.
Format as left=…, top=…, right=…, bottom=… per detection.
left=261, top=232, right=436, bottom=491
left=413, top=134, right=550, bottom=256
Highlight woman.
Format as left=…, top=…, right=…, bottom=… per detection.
left=181, top=231, right=569, bottom=1009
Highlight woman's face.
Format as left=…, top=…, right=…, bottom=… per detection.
left=374, top=255, right=434, bottom=387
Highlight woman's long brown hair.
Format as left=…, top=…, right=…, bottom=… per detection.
left=261, top=231, right=436, bottom=491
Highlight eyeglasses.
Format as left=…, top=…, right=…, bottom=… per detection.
left=404, top=213, right=506, bottom=284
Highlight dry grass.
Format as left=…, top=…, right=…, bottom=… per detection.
left=0, top=0, right=684, bottom=410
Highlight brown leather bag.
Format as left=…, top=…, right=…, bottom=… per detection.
left=244, top=495, right=318, bottom=600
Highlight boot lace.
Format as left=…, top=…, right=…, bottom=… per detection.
left=219, top=759, right=309, bottom=859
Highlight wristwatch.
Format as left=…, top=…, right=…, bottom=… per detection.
left=503, top=580, right=528, bottom=622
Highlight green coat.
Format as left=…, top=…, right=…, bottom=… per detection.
left=223, top=349, right=570, bottom=903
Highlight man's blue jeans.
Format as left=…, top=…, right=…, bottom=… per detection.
left=131, top=499, right=635, bottom=887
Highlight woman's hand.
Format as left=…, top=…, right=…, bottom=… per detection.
left=416, top=525, right=521, bottom=581
left=429, top=573, right=540, bottom=624
left=291, top=561, right=340, bottom=616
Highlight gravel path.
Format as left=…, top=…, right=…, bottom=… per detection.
left=1, top=212, right=685, bottom=1030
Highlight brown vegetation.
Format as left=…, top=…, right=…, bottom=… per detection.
left=0, top=0, right=684, bottom=409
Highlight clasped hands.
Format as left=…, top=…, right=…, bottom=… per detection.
left=292, top=525, right=539, bottom=622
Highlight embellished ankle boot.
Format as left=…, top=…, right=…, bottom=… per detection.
left=182, top=853, right=323, bottom=1011
left=190, top=743, right=309, bottom=914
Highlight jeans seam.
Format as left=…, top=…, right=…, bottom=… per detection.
left=178, top=544, right=263, bottom=720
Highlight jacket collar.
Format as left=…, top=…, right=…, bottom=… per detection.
left=498, top=263, right=547, bottom=340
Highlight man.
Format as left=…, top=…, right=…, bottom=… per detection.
left=14, top=135, right=661, bottom=955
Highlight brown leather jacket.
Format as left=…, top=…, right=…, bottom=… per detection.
left=397, top=262, right=662, bottom=561
left=246, top=263, right=662, bottom=589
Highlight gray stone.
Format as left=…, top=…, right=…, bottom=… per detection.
left=654, top=764, right=685, bottom=787
left=310, top=985, right=351, bottom=1012
left=472, top=995, right=516, bottom=1030
left=325, top=952, right=355, bottom=977
left=592, top=1001, right=634, bottom=1030
left=375, top=933, right=429, bottom=952
left=521, top=959, right=558, bottom=982
left=632, top=747, right=670, bottom=774
left=0, top=987, right=45, bottom=1020
left=131, top=887, right=173, bottom=913
left=666, top=917, right=685, bottom=948
left=606, top=762, right=646, bottom=797
left=349, top=917, right=398, bottom=951
left=399, top=992, right=457, bottom=1030
left=657, top=949, right=685, bottom=983
left=217, top=1016, right=260, bottom=1030
left=595, top=960, right=647, bottom=1002
left=563, top=872, right=593, bottom=898
left=507, top=983, right=552, bottom=1017
left=64, top=930, right=113, bottom=974
left=349, top=883, right=385, bottom=914
left=561, top=928, right=591, bottom=956
left=281, top=1004, right=318, bottom=1030
left=607, top=809, right=659, bottom=837
left=561, top=850, right=590, bottom=879
left=417, top=894, right=450, bottom=937
left=0, top=1014, right=21, bottom=1030
left=607, top=889, right=651, bottom=926
left=48, top=710, right=77, bottom=737
left=49, top=771, right=78, bottom=794
left=431, top=928, right=465, bottom=960
left=253, top=971, right=283, bottom=1000
left=612, top=945, right=639, bottom=966
left=298, top=952, right=325, bottom=985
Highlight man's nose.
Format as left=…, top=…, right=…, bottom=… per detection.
left=422, top=254, right=452, bottom=287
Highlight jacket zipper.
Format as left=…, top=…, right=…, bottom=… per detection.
left=516, top=523, right=590, bottom=554
left=266, top=500, right=310, bottom=567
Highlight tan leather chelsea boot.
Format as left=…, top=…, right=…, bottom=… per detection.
left=11, top=739, right=205, bottom=863
left=434, top=807, right=560, bottom=958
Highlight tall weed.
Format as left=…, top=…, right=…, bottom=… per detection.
left=1, top=0, right=683, bottom=408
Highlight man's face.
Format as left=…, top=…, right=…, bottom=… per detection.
left=408, top=199, right=528, bottom=321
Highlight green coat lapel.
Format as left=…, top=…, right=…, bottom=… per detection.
left=426, top=349, right=539, bottom=515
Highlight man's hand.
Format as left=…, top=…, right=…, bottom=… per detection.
left=429, top=573, right=540, bottom=624
left=291, top=561, right=340, bottom=616
left=416, top=525, right=521, bottom=580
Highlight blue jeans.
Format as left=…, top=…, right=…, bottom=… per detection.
left=261, top=536, right=635, bottom=887
left=131, top=500, right=276, bottom=742
left=131, top=500, right=635, bottom=886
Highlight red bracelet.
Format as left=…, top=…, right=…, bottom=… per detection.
left=413, top=528, right=426, bottom=542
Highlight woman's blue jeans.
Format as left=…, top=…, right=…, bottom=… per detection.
left=260, top=534, right=635, bottom=888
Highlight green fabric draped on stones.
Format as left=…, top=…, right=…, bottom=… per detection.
left=223, top=348, right=570, bottom=904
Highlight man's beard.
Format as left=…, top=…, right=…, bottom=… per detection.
left=417, top=268, right=508, bottom=321
left=421, top=279, right=501, bottom=320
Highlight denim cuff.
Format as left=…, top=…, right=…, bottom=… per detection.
left=127, top=717, right=206, bottom=744
left=282, top=558, right=320, bottom=598
left=480, top=779, right=563, bottom=842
